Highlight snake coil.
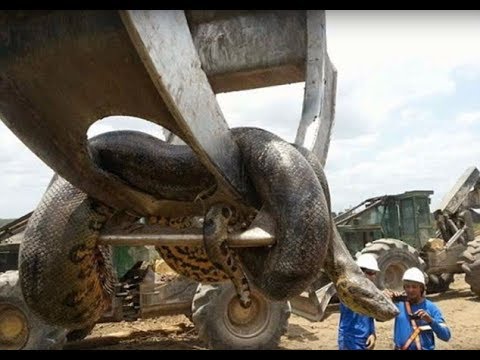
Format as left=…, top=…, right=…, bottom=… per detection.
left=20, top=127, right=334, bottom=327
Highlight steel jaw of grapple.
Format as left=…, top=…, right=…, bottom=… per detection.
left=0, top=11, right=338, bottom=312
left=0, top=10, right=335, bottom=220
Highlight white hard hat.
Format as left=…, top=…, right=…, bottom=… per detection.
left=402, top=267, right=425, bottom=285
left=356, top=254, right=380, bottom=272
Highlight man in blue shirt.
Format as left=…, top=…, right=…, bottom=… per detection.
left=338, top=254, right=379, bottom=350
left=385, top=267, right=451, bottom=350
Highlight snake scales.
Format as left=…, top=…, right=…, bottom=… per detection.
left=19, top=128, right=397, bottom=329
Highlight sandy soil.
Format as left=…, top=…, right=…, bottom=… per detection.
left=65, top=274, right=480, bottom=350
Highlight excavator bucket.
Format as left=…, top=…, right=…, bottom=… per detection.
left=0, top=11, right=339, bottom=326
left=0, top=10, right=336, bottom=217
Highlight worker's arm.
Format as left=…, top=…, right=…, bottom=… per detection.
left=430, top=320, right=451, bottom=342
left=415, top=305, right=451, bottom=342
left=429, top=306, right=451, bottom=342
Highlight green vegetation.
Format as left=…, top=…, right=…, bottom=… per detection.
left=0, top=219, right=14, bottom=227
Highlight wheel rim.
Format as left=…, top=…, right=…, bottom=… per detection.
left=224, top=292, right=271, bottom=339
left=0, top=303, right=29, bottom=350
left=383, top=262, right=409, bottom=291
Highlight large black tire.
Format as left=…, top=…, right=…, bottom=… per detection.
left=191, top=282, right=290, bottom=349
left=0, top=271, right=67, bottom=350
left=66, top=324, right=95, bottom=342
left=460, top=236, right=480, bottom=296
left=358, top=239, right=426, bottom=291
left=427, top=273, right=454, bottom=294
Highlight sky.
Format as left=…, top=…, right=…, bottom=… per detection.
left=1, top=10, right=480, bottom=218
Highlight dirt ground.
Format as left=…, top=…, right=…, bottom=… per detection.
left=65, top=274, right=480, bottom=350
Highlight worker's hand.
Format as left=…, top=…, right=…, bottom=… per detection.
left=366, top=334, right=376, bottom=350
left=383, top=289, right=401, bottom=300
left=414, top=309, right=433, bottom=324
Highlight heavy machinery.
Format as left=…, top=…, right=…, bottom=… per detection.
left=0, top=10, right=343, bottom=350
left=289, top=166, right=480, bottom=323
left=1, top=219, right=275, bottom=350
left=1, top=211, right=298, bottom=349
left=339, top=166, right=480, bottom=294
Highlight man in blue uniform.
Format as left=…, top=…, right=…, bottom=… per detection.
left=385, top=267, right=451, bottom=350
left=338, top=254, right=379, bottom=350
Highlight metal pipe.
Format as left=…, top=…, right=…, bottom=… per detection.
left=445, top=226, right=466, bottom=249
left=447, top=219, right=459, bottom=233
left=335, top=198, right=384, bottom=226
left=98, top=227, right=275, bottom=248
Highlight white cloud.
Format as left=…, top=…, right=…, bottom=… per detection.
left=454, top=111, right=480, bottom=126
left=328, top=129, right=480, bottom=213
left=0, top=117, right=169, bottom=218
left=0, top=122, right=53, bottom=218
left=320, top=11, right=480, bottom=214
left=217, top=83, right=305, bottom=143
left=326, top=11, right=480, bottom=72
left=1, top=11, right=480, bottom=222
left=326, top=10, right=480, bottom=138
left=88, top=116, right=167, bottom=140
left=399, top=108, right=432, bottom=127
left=87, top=123, right=115, bottom=138
left=326, top=133, right=379, bottom=172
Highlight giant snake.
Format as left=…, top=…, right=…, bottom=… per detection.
left=19, top=128, right=398, bottom=329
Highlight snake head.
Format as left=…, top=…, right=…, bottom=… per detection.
left=336, top=275, right=400, bottom=322
left=205, top=204, right=232, bottom=219
left=204, top=203, right=233, bottom=229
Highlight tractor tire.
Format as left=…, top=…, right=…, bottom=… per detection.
left=358, top=239, right=426, bottom=291
left=460, top=236, right=480, bottom=296
left=66, top=324, right=95, bottom=342
left=0, top=270, right=67, bottom=350
left=191, top=282, right=290, bottom=350
left=426, top=273, right=454, bottom=294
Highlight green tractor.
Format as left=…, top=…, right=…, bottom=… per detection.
left=261, top=167, right=480, bottom=324
left=336, top=167, right=480, bottom=295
